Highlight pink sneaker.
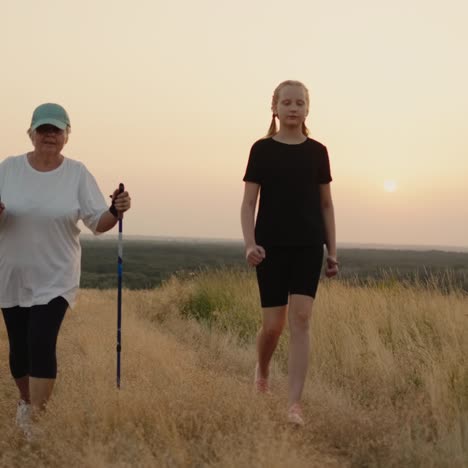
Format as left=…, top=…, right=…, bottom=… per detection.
left=254, top=364, right=270, bottom=394
left=287, top=403, right=305, bottom=426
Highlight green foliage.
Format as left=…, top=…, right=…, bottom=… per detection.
left=181, top=289, right=216, bottom=324
left=81, top=239, right=468, bottom=293
left=81, top=239, right=246, bottom=290
left=179, top=269, right=261, bottom=343
left=338, top=249, right=468, bottom=292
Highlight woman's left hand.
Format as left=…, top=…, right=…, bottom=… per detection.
left=325, top=256, right=339, bottom=278
left=111, top=188, right=131, bottom=213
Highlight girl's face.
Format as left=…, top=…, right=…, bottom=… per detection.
left=274, top=85, right=308, bottom=128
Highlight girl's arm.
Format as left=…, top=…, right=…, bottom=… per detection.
left=320, top=183, right=338, bottom=277
left=240, top=182, right=265, bottom=266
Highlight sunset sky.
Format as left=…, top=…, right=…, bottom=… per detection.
left=1, top=0, right=467, bottom=248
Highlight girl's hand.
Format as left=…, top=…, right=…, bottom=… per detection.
left=246, top=244, right=266, bottom=267
left=111, top=189, right=131, bottom=213
left=325, top=255, right=339, bottom=278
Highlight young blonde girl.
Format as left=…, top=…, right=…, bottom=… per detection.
left=241, top=80, right=338, bottom=426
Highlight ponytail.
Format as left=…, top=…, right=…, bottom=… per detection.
left=265, top=114, right=277, bottom=138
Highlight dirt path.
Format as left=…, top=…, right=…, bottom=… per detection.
left=0, top=290, right=347, bottom=467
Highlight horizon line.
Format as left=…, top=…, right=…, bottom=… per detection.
left=81, top=234, right=468, bottom=253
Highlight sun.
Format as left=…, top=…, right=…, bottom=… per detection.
left=383, top=180, right=398, bottom=193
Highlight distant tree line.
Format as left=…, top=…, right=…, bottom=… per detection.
left=81, top=239, right=468, bottom=293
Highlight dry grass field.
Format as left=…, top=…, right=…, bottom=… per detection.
left=1, top=270, right=467, bottom=467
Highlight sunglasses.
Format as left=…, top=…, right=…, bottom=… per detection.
left=35, top=124, right=65, bottom=134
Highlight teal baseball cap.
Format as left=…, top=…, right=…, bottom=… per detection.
left=30, top=103, right=71, bottom=131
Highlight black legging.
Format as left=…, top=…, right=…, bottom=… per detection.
left=1, top=296, right=68, bottom=379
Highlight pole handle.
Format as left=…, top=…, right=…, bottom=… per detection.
left=117, top=183, right=125, bottom=220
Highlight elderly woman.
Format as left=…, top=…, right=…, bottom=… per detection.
left=0, top=103, right=131, bottom=435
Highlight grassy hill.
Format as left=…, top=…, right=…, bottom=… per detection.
left=1, top=270, right=467, bottom=467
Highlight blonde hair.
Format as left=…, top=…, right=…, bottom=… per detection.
left=265, top=80, right=310, bottom=138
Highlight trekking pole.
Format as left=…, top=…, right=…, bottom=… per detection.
left=116, top=183, right=125, bottom=389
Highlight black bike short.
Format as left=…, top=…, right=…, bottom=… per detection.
left=255, top=245, right=324, bottom=308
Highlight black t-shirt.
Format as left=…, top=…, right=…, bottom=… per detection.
left=243, top=137, right=332, bottom=246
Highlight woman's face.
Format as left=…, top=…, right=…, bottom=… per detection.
left=31, top=124, right=68, bottom=155
left=274, top=85, right=309, bottom=129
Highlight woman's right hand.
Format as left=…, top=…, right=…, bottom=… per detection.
left=245, top=244, right=266, bottom=267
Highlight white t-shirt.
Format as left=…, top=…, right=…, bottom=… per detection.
left=0, top=154, right=108, bottom=308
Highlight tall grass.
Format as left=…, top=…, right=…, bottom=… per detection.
left=0, top=269, right=467, bottom=467
left=147, top=269, right=468, bottom=466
